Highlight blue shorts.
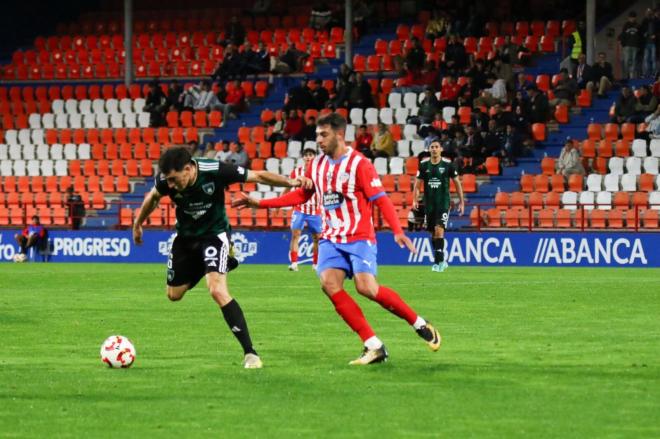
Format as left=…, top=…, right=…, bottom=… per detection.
left=291, top=211, right=322, bottom=234
left=316, top=239, right=378, bottom=279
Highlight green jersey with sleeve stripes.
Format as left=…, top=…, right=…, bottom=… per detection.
left=154, top=158, right=247, bottom=237
left=416, top=158, right=458, bottom=211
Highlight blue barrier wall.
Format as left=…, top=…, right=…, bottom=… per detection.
left=1, top=230, right=658, bottom=267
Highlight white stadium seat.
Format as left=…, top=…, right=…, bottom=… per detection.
left=110, top=113, right=124, bottom=128
left=650, top=191, right=660, bottom=209
left=22, top=144, right=35, bottom=160
left=403, top=124, right=418, bottom=140
left=54, top=160, right=68, bottom=176
left=389, top=157, right=404, bottom=174
left=27, top=160, right=41, bottom=176
left=596, top=191, right=612, bottom=210
left=79, top=99, right=92, bottom=114
left=0, top=160, right=12, bottom=175
left=92, top=99, right=106, bottom=114
left=119, top=98, right=133, bottom=114
left=603, top=174, right=620, bottom=192
left=8, top=144, right=22, bottom=159
left=374, top=157, right=388, bottom=175
left=49, top=144, right=64, bottom=160
left=64, top=99, right=78, bottom=114
left=64, top=143, right=77, bottom=160
left=105, top=99, right=119, bottom=114
left=379, top=108, right=393, bottom=125
left=394, top=108, right=409, bottom=124
left=18, top=129, right=31, bottom=145
left=620, top=173, right=637, bottom=191
left=51, top=99, right=65, bottom=114
left=83, top=113, right=96, bottom=128
left=608, top=157, right=624, bottom=174
left=403, top=92, right=418, bottom=108
left=364, top=108, right=379, bottom=125
left=625, top=157, right=642, bottom=175
left=55, top=114, right=68, bottom=129
left=344, top=124, right=356, bottom=142
left=280, top=158, right=295, bottom=176
left=0, top=144, right=7, bottom=160
left=287, top=141, right=302, bottom=158
left=41, top=113, right=55, bottom=129
left=578, top=191, right=595, bottom=210
left=31, top=129, right=44, bottom=145
left=410, top=139, right=425, bottom=156
left=256, top=183, right=272, bottom=192
left=78, top=143, right=91, bottom=160
left=36, top=144, right=50, bottom=160
left=586, top=174, right=602, bottom=192
left=28, top=113, right=41, bottom=129
left=5, top=130, right=18, bottom=145
left=69, top=113, right=82, bottom=129
left=651, top=139, right=660, bottom=157
left=632, top=139, right=647, bottom=157
left=134, top=98, right=146, bottom=113
left=442, top=106, right=456, bottom=123
left=349, top=108, right=364, bottom=125
left=265, top=158, right=280, bottom=173
left=138, top=113, right=151, bottom=128
left=397, top=140, right=410, bottom=157
left=13, top=160, right=26, bottom=176
left=643, top=157, right=658, bottom=174
left=124, top=113, right=138, bottom=128
left=303, top=141, right=317, bottom=152
left=96, top=113, right=110, bottom=128
left=388, top=92, right=402, bottom=109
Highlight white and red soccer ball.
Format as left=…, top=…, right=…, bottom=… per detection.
left=100, top=335, right=136, bottom=368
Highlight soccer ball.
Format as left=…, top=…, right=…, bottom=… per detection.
left=100, top=335, right=136, bottom=368
left=13, top=253, right=26, bottom=263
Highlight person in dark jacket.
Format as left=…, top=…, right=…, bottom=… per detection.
left=66, top=186, right=85, bottom=230
left=619, top=12, right=641, bottom=79
left=527, top=86, right=550, bottom=123
left=143, top=80, right=167, bottom=127
left=612, top=86, right=637, bottom=123
left=591, top=52, right=614, bottom=98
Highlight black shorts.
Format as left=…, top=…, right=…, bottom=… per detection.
left=426, top=209, right=449, bottom=231
left=167, top=232, right=231, bottom=287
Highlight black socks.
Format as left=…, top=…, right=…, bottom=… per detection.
left=221, top=299, right=256, bottom=355
left=432, top=238, right=444, bottom=264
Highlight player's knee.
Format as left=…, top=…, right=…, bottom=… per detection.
left=166, top=287, right=186, bottom=301
left=355, top=280, right=378, bottom=298
left=209, top=287, right=231, bottom=306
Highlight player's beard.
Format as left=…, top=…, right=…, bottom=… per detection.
left=322, top=136, right=338, bottom=156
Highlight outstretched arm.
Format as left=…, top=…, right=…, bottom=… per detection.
left=232, top=188, right=314, bottom=209
left=246, top=170, right=313, bottom=189
left=133, top=187, right=162, bottom=245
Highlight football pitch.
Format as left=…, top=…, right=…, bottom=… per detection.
left=1, top=264, right=659, bottom=438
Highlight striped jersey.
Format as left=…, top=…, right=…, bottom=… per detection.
left=306, top=147, right=386, bottom=243
left=290, top=165, right=320, bottom=215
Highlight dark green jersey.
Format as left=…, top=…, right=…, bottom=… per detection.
left=416, top=158, right=457, bottom=211
left=155, top=158, right=247, bottom=237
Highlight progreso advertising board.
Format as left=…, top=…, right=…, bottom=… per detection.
left=0, top=230, right=658, bottom=267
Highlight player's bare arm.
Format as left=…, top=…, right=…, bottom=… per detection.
left=453, top=176, right=465, bottom=215
left=412, top=178, right=422, bottom=210
left=374, top=195, right=416, bottom=254
left=246, top=170, right=313, bottom=189
left=132, top=187, right=162, bottom=245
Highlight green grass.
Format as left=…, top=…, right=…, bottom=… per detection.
left=1, top=264, right=659, bottom=438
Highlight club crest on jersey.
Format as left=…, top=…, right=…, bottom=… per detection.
left=338, top=172, right=350, bottom=183
left=202, top=183, right=215, bottom=195
left=439, top=168, right=445, bottom=174
left=323, top=191, right=344, bottom=210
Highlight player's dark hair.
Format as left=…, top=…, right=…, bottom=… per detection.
left=316, top=112, right=347, bottom=133
left=302, top=148, right=317, bottom=155
left=159, top=146, right=192, bottom=174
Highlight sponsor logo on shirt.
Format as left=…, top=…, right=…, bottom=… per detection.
left=202, top=182, right=215, bottom=195
left=323, top=191, right=344, bottom=210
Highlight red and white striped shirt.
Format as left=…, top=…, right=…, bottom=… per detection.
left=306, top=147, right=386, bottom=243
left=290, top=165, right=320, bottom=215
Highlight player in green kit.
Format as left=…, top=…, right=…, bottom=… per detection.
left=133, top=146, right=310, bottom=368
left=412, top=140, right=465, bottom=272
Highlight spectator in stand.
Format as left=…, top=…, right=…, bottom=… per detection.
left=481, top=119, right=505, bottom=159
left=187, top=139, right=202, bottom=157
left=243, top=42, right=270, bottom=76
left=328, top=78, right=350, bottom=109
left=347, top=73, right=374, bottom=109
left=549, top=68, right=578, bottom=108
left=456, top=125, right=483, bottom=173
left=473, top=79, right=507, bottom=108
left=214, top=141, right=232, bottom=161
left=370, top=123, right=396, bottom=158
left=502, top=124, right=523, bottom=166
left=640, top=8, right=658, bottom=78
left=612, top=86, right=637, bottom=123
left=555, top=140, right=585, bottom=177
left=445, top=35, right=468, bottom=74
left=439, top=75, right=461, bottom=107
left=166, top=80, right=184, bottom=111
left=14, top=216, right=47, bottom=259
left=248, top=0, right=271, bottom=17
left=632, top=85, right=658, bottom=122
left=225, top=142, right=249, bottom=168
left=311, top=79, right=330, bottom=109
left=355, top=124, right=374, bottom=158
left=337, top=63, right=353, bottom=83
left=267, top=111, right=287, bottom=143
left=470, top=106, right=489, bottom=131
left=457, top=76, right=477, bottom=107
left=491, top=103, right=514, bottom=128
left=619, top=12, right=641, bottom=79
left=280, top=45, right=310, bottom=73
left=425, top=11, right=449, bottom=39
left=65, top=186, right=85, bottom=230
left=310, top=2, right=332, bottom=30
left=643, top=103, right=660, bottom=139
left=446, top=114, right=463, bottom=138
left=353, top=0, right=372, bottom=40
left=591, top=52, right=614, bottom=98
left=221, top=16, right=246, bottom=47
left=490, top=56, right=514, bottom=90
left=514, top=73, right=532, bottom=98
left=439, top=130, right=457, bottom=159
left=224, top=80, right=246, bottom=117
left=420, top=61, right=440, bottom=90
left=212, top=44, right=243, bottom=83
left=500, top=35, right=526, bottom=65
left=183, top=81, right=224, bottom=112
left=467, top=59, right=488, bottom=90
left=285, top=80, right=314, bottom=112
left=573, top=53, right=594, bottom=91
left=560, top=21, right=586, bottom=73
left=417, top=86, right=440, bottom=124
left=406, top=37, right=426, bottom=72
left=143, top=80, right=168, bottom=127
left=284, top=109, right=304, bottom=140
left=527, top=85, right=550, bottom=123
left=299, top=116, right=317, bottom=141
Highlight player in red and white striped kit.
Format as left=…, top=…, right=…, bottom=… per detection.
left=234, top=113, right=441, bottom=365
left=286, top=148, right=322, bottom=271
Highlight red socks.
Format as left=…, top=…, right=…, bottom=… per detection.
left=329, top=290, right=375, bottom=342
left=373, top=286, right=417, bottom=325
left=289, top=251, right=298, bottom=263
left=313, top=250, right=318, bottom=265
